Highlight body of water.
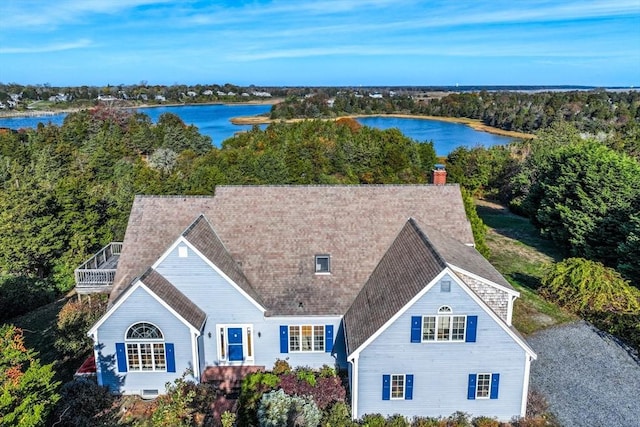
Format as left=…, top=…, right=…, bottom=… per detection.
left=0, top=105, right=514, bottom=154
left=356, top=116, right=513, bottom=155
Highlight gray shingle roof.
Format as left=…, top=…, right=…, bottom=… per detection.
left=111, top=185, right=474, bottom=316
left=139, top=268, right=207, bottom=330
left=343, top=218, right=515, bottom=354
left=413, top=219, right=514, bottom=291
left=343, top=219, right=447, bottom=354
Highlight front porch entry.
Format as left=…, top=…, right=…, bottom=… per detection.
left=217, top=324, right=254, bottom=364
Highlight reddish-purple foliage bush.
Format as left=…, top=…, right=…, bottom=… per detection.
left=277, top=372, right=346, bottom=410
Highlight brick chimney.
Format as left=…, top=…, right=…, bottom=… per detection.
left=432, top=164, right=447, bottom=185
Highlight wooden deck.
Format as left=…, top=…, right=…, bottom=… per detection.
left=202, top=365, right=265, bottom=393
left=75, top=242, right=122, bottom=294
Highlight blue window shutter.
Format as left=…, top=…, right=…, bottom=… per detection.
left=382, top=374, right=390, bottom=400
left=325, top=325, right=334, bottom=353
left=490, top=373, right=500, bottom=399
left=467, top=374, right=477, bottom=400
left=280, top=326, right=288, bottom=353
left=405, top=374, right=414, bottom=400
left=116, top=343, right=127, bottom=372
left=166, top=343, right=176, bottom=372
left=411, top=316, right=422, bottom=343
left=466, top=315, right=478, bottom=342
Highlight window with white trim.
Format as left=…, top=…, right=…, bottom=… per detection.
left=315, top=255, right=330, bottom=273
left=476, top=373, right=491, bottom=398
left=289, top=325, right=325, bottom=352
left=391, top=374, right=405, bottom=399
left=125, top=322, right=166, bottom=371
left=422, top=306, right=466, bottom=342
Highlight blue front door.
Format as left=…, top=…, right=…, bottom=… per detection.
left=228, top=328, right=244, bottom=361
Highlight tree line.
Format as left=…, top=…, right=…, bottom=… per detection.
left=1, top=102, right=638, bottom=425
left=0, top=109, right=438, bottom=299
left=270, top=89, right=640, bottom=158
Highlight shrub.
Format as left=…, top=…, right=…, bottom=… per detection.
left=472, top=416, right=500, bottom=427
left=540, top=258, right=640, bottom=313
left=221, top=410, right=236, bottom=427
left=0, top=275, right=56, bottom=321
left=386, top=414, right=411, bottom=427
left=237, top=372, right=280, bottom=426
left=295, top=366, right=317, bottom=386
left=446, top=412, right=472, bottom=427
left=318, top=364, right=336, bottom=378
left=321, top=402, right=355, bottom=426
left=257, top=389, right=321, bottom=427
left=411, top=417, right=445, bottom=427
left=272, top=358, right=292, bottom=375
left=278, top=372, right=346, bottom=411
left=51, top=377, right=117, bottom=426
left=55, top=296, right=108, bottom=358
left=145, top=377, right=197, bottom=427
left=360, top=413, right=388, bottom=427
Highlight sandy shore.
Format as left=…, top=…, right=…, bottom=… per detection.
left=231, top=113, right=535, bottom=140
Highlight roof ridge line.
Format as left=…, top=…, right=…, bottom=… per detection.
left=407, top=217, right=448, bottom=269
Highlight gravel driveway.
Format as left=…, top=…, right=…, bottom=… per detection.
left=528, top=321, right=640, bottom=427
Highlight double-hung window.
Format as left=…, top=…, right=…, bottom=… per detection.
left=280, top=324, right=334, bottom=354
left=289, top=325, right=325, bottom=352
left=125, top=322, right=166, bottom=371
left=476, top=373, right=491, bottom=398
left=382, top=374, right=414, bottom=400
left=468, top=373, right=500, bottom=400
left=424, top=306, right=466, bottom=342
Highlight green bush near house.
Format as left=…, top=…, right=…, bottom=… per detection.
left=541, top=257, right=640, bottom=353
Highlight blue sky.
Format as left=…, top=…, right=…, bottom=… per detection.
left=1, top=0, right=639, bottom=87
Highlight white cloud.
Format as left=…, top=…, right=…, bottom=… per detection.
left=0, top=39, right=93, bottom=54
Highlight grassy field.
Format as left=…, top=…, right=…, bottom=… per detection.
left=475, top=200, right=576, bottom=334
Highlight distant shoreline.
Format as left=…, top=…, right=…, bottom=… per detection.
left=231, top=113, right=535, bottom=140
left=0, top=100, right=534, bottom=140
left=0, top=98, right=281, bottom=119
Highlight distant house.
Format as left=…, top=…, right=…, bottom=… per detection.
left=86, top=181, right=535, bottom=420
left=97, top=95, right=117, bottom=102
left=49, top=93, right=69, bottom=102
left=251, top=91, right=272, bottom=98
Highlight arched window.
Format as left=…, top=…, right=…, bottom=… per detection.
left=421, top=306, right=466, bottom=342
left=125, top=322, right=166, bottom=371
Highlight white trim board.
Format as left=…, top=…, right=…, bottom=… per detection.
left=88, top=279, right=203, bottom=338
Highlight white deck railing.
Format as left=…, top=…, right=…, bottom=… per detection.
left=74, top=242, right=122, bottom=292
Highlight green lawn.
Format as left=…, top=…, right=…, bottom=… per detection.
left=475, top=201, right=576, bottom=334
